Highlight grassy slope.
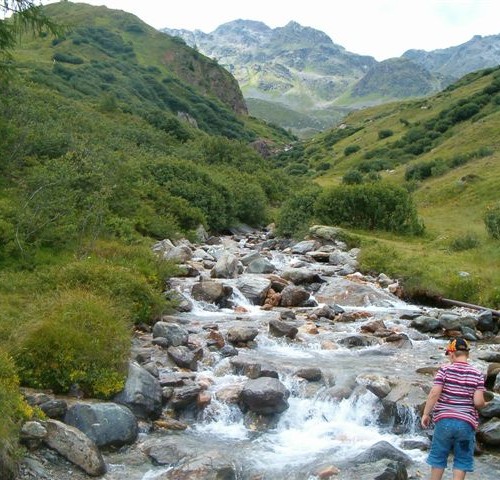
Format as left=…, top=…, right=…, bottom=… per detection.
left=309, top=69, right=500, bottom=308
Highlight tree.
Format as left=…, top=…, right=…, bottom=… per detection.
left=1, top=1, right=60, bottom=78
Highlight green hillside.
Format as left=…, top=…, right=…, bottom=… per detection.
left=277, top=67, right=500, bottom=309
left=0, top=3, right=296, bottom=475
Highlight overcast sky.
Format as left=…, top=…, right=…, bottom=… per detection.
left=45, top=0, right=500, bottom=60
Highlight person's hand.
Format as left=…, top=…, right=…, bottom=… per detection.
left=421, top=413, right=431, bottom=428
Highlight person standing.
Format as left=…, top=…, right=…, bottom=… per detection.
left=421, top=337, right=486, bottom=480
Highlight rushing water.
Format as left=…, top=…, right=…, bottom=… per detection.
left=93, top=234, right=500, bottom=480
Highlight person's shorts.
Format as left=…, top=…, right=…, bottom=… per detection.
left=427, top=418, right=475, bottom=472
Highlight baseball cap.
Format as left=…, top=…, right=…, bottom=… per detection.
left=445, top=337, right=470, bottom=355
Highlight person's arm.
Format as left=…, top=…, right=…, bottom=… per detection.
left=474, top=389, right=486, bottom=409
left=421, top=384, right=443, bottom=428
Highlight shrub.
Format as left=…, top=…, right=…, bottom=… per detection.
left=449, top=233, right=480, bottom=252
left=378, top=129, right=394, bottom=139
left=344, top=144, right=360, bottom=156
left=0, top=350, right=32, bottom=480
left=277, top=186, right=321, bottom=238
left=52, top=52, right=84, bottom=65
left=484, top=203, right=500, bottom=239
left=14, top=290, right=131, bottom=398
left=315, top=183, right=424, bottom=234
left=342, top=169, right=363, bottom=185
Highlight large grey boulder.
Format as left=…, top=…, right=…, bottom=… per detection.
left=240, top=377, right=290, bottom=414
left=191, top=280, right=233, bottom=306
left=236, top=274, right=271, bottom=305
left=477, top=418, right=500, bottom=446
left=64, top=402, right=138, bottom=447
left=164, top=245, right=192, bottom=263
left=291, top=240, right=320, bottom=254
left=113, top=362, right=163, bottom=419
left=246, top=257, right=276, bottom=274
left=280, top=285, right=310, bottom=307
left=227, top=325, right=259, bottom=344
left=281, top=268, right=323, bottom=285
left=43, top=419, right=106, bottom=476
left=152, top=322, right=189, bottom=347
left=211, top=252, right=239, bottom=279
left=410, top=315, right=441, bottom=333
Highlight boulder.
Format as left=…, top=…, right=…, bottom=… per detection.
left=64, top=402, right=138, bottom=447
left=114, top=362, right=163, bottom=420
left=39, top=399, right=67, bottom=419
left=167, top=345, right=201, bottom=371
left=210, top=252, right=239, bottom=279
left=295, top=367, right=322, bottom=382
left=236, top=274, right=272, bottom=305
left=268, top=319, right=298, bottom=339
left=291, top=240, right=320, bottom=254
left=240, top=377, right=290, bottom=414
left=280, top=285, right=310, bottom=307
left=191, top=280, right=233, bottom=306
left=43, top=419, right=106, bottom=476
left=351, top=440, right=412, bottom=466
left=410, top=315, right=441, bottom=333
left=309, top=225, right=346, bottom=242
left=246, top=257, right=276, bottom=274
left=227, top=325, right=259, bottom=344
left=356, top=374, right=391, bottom=399
left=477, top=418, right=500, bottom=446
left=164, top=245, right=192, bottom=263
left=152, top=322, right=189, bottom=347
left=281, top=268, right=324, bottom=285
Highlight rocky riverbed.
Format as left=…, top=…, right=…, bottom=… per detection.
left=18, top=225, right=500, bottom=480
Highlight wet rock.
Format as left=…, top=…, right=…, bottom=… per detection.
left=170, top=385, right=202, bottom=409
left=220, top=345, right=239, bottom=357
left=477, top=310, right=497, bottom=333
left=339, top=335, right=377, bottom=348
left=240, top=377, right=290, bottom=414
left=439, top=313, right=477, bottom=331
left=230, top=358, right=262, bottom=379
left=356, top=374, right=391, bottom=399
left=167, top=345, right=201, bottom=370
left=314, top=465, right=341, bottom=479
left=191, top=280, right=233, bottom=306
left=351, top=440, right=412, bottom=466
left=227, top=325, right=259, bottom=344
left=282, top=268, right=324, bottom=285
left=268, top=319, right=299, bottom=339
left=215, top=383, right=244, bottom=404
left=246, top=257, right=276, bottom=274
left=291, top=240, right=321, bottom=254
left=479, top=394, right=500, bottom=418
left=244, top=411, right=280, bottom=431
left=211, top=252, right=239, bottom=279
left=374, top=461, right=408, bottom=480
left=237, top=274, right=272, bottom=305
left=156, top=452, right=237, bottom=479
left=280, top=285, right=310, bottom=307
left=295, top=367, right=322, bottom=382
left=64, top=402, right=138, bottom=447
left=114, top=362, right=163, bottom=420
left=315, top=277, right=399, bottom=307
left=43, top=419, right=106, bottom=476
left=154, top=417, right=188, bottom=431
left=328, top=249, right=358, bottom=270
left=152, top=322, right=189, bottom=347
left=410, top=315, right=441, bottom=333
left=477, top=418, right=500, bottom=446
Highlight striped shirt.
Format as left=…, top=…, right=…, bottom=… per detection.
left=432, top=361, right=486, bottom=429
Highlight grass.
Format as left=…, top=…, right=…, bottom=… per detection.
left=303, top=68, right=500, bottom=309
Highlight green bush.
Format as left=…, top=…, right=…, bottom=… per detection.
left=52, top=52, right=84, bottom=65
left=0, top=350, right=34, bottom=480
left=484, top=203, right=500, bottom=239
left=344, top=144, right=360, bottom=156
left=277, top=186, right=321, bottom=238
left=449, top=233, right=480, bottom=252
left=342, top=169, right=363, bottom=185
left=15, top=290, right=131, bottom=398
left=378, top=129, right=394, bottom=139
left=315, top=183, right=424, bottom=234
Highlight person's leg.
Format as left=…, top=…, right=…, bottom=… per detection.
left=452, top=469, right=466, bottom=480
left=430, top=467, right=445, bottom=480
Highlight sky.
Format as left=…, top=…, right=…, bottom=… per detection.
left=43, top=0, right=500, bottom=60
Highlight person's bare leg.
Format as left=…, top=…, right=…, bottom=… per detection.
left=452, top=470, right=466, bottom=480
left=430, top=467, right=445, bottom=480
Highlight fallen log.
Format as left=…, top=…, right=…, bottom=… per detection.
left=437, top=297, right=500, bottom=317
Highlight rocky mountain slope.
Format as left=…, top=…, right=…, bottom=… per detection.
left=163, top=21, right=500, bottom=136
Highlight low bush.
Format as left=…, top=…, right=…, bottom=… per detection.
left=449, top=233, right=480, bottom=252
left=344, top=144, right=360, bottom=156
left=484, top=203, right=500, bottom=239
left=378, top=129, right=393, bottom=139
left=14, top=290, right=131, bottom=398
left=0, top=350, right=33, bottom=480
left=276, top=186, right=321, bottom=238
left=315, top=183, right=424, bottom=234
left=342, top=169, right=363, bottom=185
